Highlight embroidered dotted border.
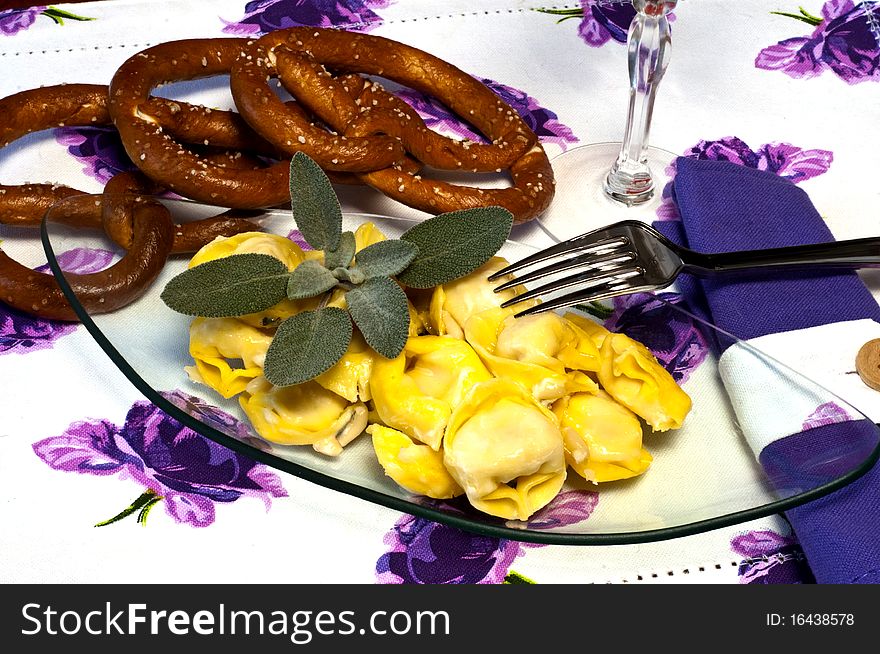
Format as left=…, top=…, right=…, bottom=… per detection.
left=0, top=5, right=589, bottom=57
left=618, top=559, right=741, bottom=583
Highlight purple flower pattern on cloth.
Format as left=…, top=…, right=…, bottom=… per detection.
left=802, top=401, right=854, bottom=429
left=577, top=0, right=638, bottom=46
left=0, top=248, right=113, bottom=355
left=756, top=1, right=880, bottom=84
left=655, top=136, right=833, bottom=221
left=0, top=8, right=43, bottom=35
left=55, top=127, right=138, bottom=185
left=537, top=1, right=674, bottom=48
left=222, top=0, right=392, bottom=36
left=287, top=229, right=313, bottom=251
left=731, top=529, right=815, bottom=584
left=395, top=79, right=578, bottom=151
left=376, top=491, right=597, bottom=584
left=602, top=292, right=710, bottom=384
left=0, top=6, right=94, bottom=36
left=32, top=390, right=287, bottom=527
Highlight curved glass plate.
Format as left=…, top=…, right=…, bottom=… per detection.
left=41, top=194, right=880, bottom=545
left=525, top=142, right=677, bottom=244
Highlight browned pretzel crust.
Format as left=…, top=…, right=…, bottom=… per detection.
left=0, top=84, right=110, bottom=226
left=0, top=200, right=175, bottom=321
left=0, top=83, right=267, bottom=319
left=101, top=171, right=263, bottom=253
left=348, top=78, right=554, bottom=223
left=1, top=28, right=558, bottom=320
left=229, top=27, right=554, bottom=222
left=108, top=38, right=292, bottom=208
left=230, top=43, right=407, bottom=171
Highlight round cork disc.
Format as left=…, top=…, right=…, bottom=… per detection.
left=856, top=339, right=880, bottom=392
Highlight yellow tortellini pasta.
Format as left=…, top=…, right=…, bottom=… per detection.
left=188, top=232, right=306, bottom=270
left=464, top=308, right=598, bottom=401
left=443, top=378, right=567, bottom=521
left=353, top=221, right=387, bottom=250
left=239, top=377, right=368, bottom=456
left=563, top=311, right=612, bottom=349
left=597, top=332, right=692, bottom=432
left=370, top=335, right=493, bottom=450
left=368, top=424, right=463, bottom=499
left=314, top=331, right=375, bottom=403
left=552, top=391, right=652, bottom=483
left=185, top=317, right=274, bottom=398
left=180, top=222, right=693, bottom=521
left=427, top=256, right=537, bottom=338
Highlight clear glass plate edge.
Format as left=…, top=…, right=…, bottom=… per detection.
left=39, top=204, right=880, bottom=546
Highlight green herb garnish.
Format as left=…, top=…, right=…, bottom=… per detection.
left=161, top=152, right=514, bottom=386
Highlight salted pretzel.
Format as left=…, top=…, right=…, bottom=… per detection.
left=0, top=84, right=267, bottom=319
left=229, top=27, right=554, bottom=222
left=108, top=38, right=315, bottom=208
left=0, top=198, right=175, bottom=321
left=101, top=171, right=265, bottom=254
left=1, top=28, right=559, bottom=320
left=0, top=85, right=110, bottom=226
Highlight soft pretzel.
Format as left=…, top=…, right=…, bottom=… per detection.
left=230, top=43, right=408, bottom=171
left=1, top=28, right=559, bottom=321
left=229, top=27, right=555, bottom=222
left=0, top=84, right=110, bottom=226
left=101, top=170, right=264, bottom=253
left=344, top=76, right=554, bottom=223
left=0, top=199, right=175, bottom=321
left=108, top=38, right=294, bottom=208
left=0, top=84, right=266, bottom=319
left=0, top=87, right=171, bottom=320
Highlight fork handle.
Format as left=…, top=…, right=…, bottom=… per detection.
left=683, top=237, right=880, bottom=273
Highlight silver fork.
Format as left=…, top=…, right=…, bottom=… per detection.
left=490, top=220, right=880, bottom=317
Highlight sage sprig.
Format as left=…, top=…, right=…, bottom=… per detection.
left=161, top=152, right=514, bottom=387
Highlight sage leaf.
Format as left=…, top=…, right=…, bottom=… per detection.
left=263, top=307, right=353, bottom=386
left=289, top=152, right=342, bottom=252
left=161, top=253, right=289, bottom=317
left=287, top=260, right=338, bottom=300
left=354, top=239, right=419, bottom=279
left=333, top=267, right=365, bottom=285
left=323, top=231, right=356, bottom=270
left=345, top=276, right=410, bottom=359
left=396, top=206, right=513, bottom=288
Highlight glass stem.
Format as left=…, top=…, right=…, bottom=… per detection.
left=604, top=1, right=675, bottom=206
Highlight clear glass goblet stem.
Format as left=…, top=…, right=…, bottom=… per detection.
left=603, top=0, right=677, bottom=206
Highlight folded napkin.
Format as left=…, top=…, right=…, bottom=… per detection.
left=655, top=157, right=880, bottom=584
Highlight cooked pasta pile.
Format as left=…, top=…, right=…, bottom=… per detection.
left=184, top=224, right=692, bottom=520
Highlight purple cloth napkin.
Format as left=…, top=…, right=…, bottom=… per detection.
left=655, top=157, right=880, bottom=584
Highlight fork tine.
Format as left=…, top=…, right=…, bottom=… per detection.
left=500, top=265, right=642, bottom=308
left=512, top=275, right=650, bottom=318
left=493, top=249, right=635, bottom=293
left=487, top=232, right=629, bottom=281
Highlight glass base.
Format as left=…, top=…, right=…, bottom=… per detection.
left=529, top=141, right=678, bottom=244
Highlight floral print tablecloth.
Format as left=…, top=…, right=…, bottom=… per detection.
left=0, top=0, right=877, bottom=585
